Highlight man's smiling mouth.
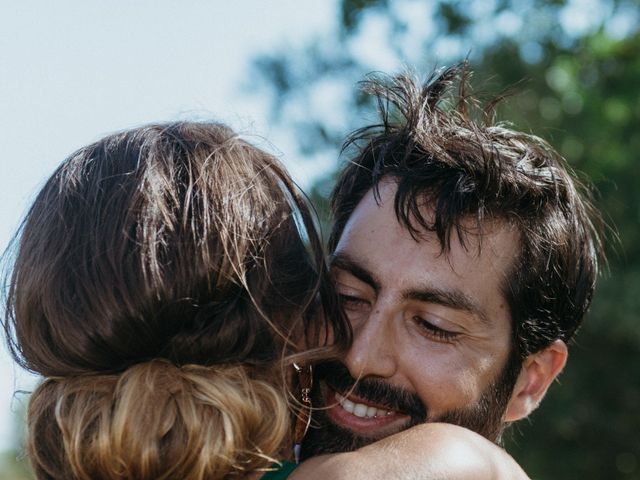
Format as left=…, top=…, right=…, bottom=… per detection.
left=334, top=391, right=396, bottom=418
left=323, top=382, right=412, bottom=438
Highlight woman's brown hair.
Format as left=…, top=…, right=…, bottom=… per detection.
left=3, top=121, right=350, bottom=479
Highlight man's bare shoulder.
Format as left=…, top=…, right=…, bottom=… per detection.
left=291, top=423, right=530, bottom=480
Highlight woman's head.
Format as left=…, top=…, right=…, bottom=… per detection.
left=5, top=121, right=347, bottom=376
left=3, top=121, right=349, bottom=479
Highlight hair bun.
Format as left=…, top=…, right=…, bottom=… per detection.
left=28, top=360, right=289, bottom=479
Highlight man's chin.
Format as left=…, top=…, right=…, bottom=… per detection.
left=302, top=356, right=519, bottom=458
left=300, top=382, right=416, bottom=460
left=300, top=411, right=378, bottom=459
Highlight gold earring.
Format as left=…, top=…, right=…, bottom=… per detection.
left=292, top=362, right=313, bottom=464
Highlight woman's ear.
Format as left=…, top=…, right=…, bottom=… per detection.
left=504, top=340, right=568, bottom=422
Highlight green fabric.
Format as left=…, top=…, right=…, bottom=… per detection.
left=260, top=461, right=298, bottom=479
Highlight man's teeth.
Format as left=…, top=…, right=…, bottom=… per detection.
left=335, top=392, right=395, bottom=418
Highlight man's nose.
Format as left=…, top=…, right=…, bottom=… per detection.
left=344, top=304, right=397, bottom=380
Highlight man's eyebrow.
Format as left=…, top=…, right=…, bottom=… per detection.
left=329, top=253, right=380, bottom=293
left=402, top=288, right=491, bottom=326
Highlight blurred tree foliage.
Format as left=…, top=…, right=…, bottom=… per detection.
left=0, top=452, right=32, bottom=480
left=0, top=400, right=32, bottom=479
left=253, top=0, right=640, bottom=478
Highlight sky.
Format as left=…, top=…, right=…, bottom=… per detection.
left=0, top=0, right=340, bottom=453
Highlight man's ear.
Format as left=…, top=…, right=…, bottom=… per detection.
left=504, top=340, right=568, bottom=422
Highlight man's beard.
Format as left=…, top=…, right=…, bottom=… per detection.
left=301, top=352, right=521, bottom=459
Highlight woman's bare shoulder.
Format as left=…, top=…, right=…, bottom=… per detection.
left=290, top=423, right=530, bottom=480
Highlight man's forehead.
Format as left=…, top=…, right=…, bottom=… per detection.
left=353, top=181, right=521, bottom=257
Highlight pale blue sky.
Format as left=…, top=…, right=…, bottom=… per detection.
left=0, top=0, right=340, bottom=452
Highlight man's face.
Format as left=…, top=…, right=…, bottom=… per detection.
left=303, top=181, right=521, bottom=456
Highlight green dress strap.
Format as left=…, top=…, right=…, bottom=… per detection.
left=260, top=461, right=298, bottom=479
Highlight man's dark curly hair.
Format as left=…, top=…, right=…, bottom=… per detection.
left=329, top=64, right=604, bottom=361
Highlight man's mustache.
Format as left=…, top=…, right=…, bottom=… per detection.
left=314, top=361, right=427, bottom=422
